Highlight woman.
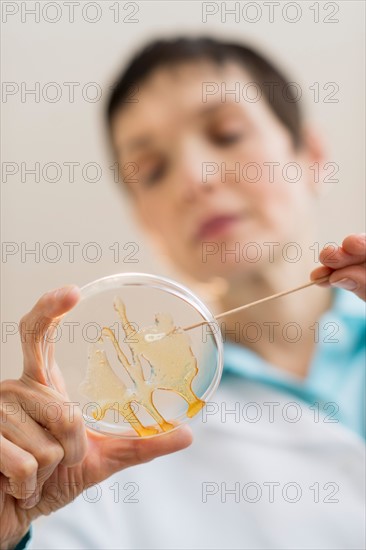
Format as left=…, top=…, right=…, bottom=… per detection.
left=1, top=37, right=365, bottom=550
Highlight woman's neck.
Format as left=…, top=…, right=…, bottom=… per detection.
left=217, top=245, right=334, bottom=378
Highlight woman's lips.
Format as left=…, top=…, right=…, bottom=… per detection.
left=194, top=213, right=244, bottom=241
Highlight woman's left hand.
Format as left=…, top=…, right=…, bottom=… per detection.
left=310, top=233, right=366, bottom=301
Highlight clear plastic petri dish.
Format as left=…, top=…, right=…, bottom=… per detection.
left=43, top=272, right=223, bottom=438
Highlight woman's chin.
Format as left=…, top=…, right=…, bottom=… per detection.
left=191, top=256, right=261, bottom=284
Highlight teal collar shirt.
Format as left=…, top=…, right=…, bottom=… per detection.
left=222, top=288, right=366, bottom=440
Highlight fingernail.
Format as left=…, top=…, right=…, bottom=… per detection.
left=55, top=285, right=77, bottom=299
left=330, top=278, right=358, bottom=290
left=48, top=285, right=78, bottom=300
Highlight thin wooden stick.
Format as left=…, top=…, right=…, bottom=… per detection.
left=182, top=275, right=330, bottom=332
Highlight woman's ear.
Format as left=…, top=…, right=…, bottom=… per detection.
left=299, top=125, right=333, bottom=197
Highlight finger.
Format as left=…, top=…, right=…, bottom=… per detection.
left=342, top=233, right=366, bottom=256
left=0, top=435, right=38, bottom=499
left=1, top=405, right=64, bottom=489
left=111, top=424, right=193, bottom=466
left=319, top=240, right=365, bottom=269
left=20, top=390, right=87, bottom=467
left=310, top=265, right=334, bottom=286
left=5, top=380, right=87, bottom=467
left=20, top=285, right=80, bottom=385
left=83, top=425, right=193, bottom=486
left=329, top=264, right=366, bottom=301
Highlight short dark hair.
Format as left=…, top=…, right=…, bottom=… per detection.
left=106, top=36, right=303, bottom=148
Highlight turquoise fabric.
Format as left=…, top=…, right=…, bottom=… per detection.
left=222, top=288, right=366, bottom=439
left=13, top=527, right=32, bottom=550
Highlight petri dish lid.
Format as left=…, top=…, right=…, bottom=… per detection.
left=44, top=272, right=223, bottom=438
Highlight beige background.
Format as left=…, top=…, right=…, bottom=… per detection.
left=1, top=1, right=365, bottom=380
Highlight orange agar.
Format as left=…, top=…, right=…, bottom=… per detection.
left=79, top=297, right=205, bottom=436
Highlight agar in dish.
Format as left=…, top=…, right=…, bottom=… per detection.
left=80, top=297, right=205, bottom=436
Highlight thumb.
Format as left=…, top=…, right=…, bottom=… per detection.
left=20, top=285, right=80, bottom=385
left=83, top=426, right=193, bottom=486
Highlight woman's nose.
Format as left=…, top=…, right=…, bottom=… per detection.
left=173, top=138, right=221, bottom=202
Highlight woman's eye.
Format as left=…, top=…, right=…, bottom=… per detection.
left=211, top=132, right=243, bottom=146
left=144, top=161, right=167, bottom=186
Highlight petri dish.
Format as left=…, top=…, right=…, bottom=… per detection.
left=43, top=272, right=223, bottom=438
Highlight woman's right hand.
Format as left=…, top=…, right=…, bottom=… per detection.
left=0, top=286, right=193, bottom=550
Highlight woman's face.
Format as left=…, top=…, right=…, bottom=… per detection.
left=111, top=60, right=322, bottom=283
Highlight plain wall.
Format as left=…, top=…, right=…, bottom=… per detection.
left=1, top=0, right=365, bottom=379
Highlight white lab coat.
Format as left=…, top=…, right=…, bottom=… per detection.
left=30, top=378, right=365, bottom=550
